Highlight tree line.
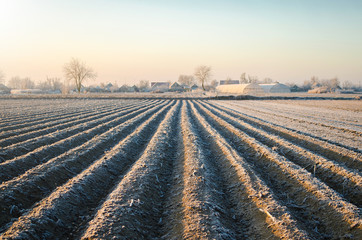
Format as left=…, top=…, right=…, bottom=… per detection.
left=1, top=60, right=359, bottom=93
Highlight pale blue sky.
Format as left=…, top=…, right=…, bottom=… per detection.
left=0, top=0, right=361, bottom=85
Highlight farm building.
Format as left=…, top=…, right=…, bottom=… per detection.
left=181, top=84, right=191, bottom=91
left=191, top=84, right=199, bottom=90
left=259, top=83, right=291, bottom=93
left=169, top=82, right=184, bottom=92
left=216, top=83, right=264, bottom=95
left=0, top=84, right=11, bottom=94
left=11, top=89, right=43, bottom=94
left=219, top=80, right=240, bottom=85
left=308, top=87, right=328, bottom=94
left=151, top=82, right=170, bottom=92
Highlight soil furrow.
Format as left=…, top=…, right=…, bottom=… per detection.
left=0, top=100, right=86, bottom=126
left=0, top=100, right=162, bottom=182
left=80, top=101, right=181, bottom=239
left=224, top=102, right=362, bottom=135
left=210, top=101, right=362, bottom=169
left=189, top=101, right=311, bottom=239
left=0, top=101, right=154, bottom=161
left=0, top=100, right=114, bottom=133
left=163, top=101, right=237, bottom=239
left=198, top=101, right=362, bottom=206
left=0, top=101, right=172, bottom=230
left=0, top=100, right=175, bottom=239
left=0, top=101, right=145, bottom=147
left=196, top=101, right=362, bottom=239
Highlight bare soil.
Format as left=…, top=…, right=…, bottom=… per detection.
left=0, top=98, right=361, bottom=239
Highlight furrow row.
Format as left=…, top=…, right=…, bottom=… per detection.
left=188, top=100, right=311, bottom=239
left=211, top=101, right=362, bottom=169
left=198, top=101, right=362, bottom=206
left=0, top=99, right=360, bottom=239
left=0, top=100, right=172, bottom=229
left=0, top=100, right=164, bottom=182
left=0, top=100, right=147, bottom=147
left=0, top=100, right=114, bottom=131
left=0, top=100, right=175, bottom=239
left=225, top=101, right=362, bottom=134
left=163, top=101, right=239, bottom=239
left=0, top=101, right=156, bottom=161
left=196, top=101, right=361, bottom=239
left=81, top=101, right=181, bottom=239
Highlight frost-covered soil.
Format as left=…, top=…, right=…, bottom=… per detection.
left=0, top=99, right=361, bottom=239
left=213, top=100, right=362, bottom=151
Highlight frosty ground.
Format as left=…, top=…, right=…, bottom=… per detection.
left=0, top=98, right=361, bottom=239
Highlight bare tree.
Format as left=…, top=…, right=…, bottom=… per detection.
left=194, top=65, right=212, bottom=91
left=63, top=58, right=97, bottom=93
left=342, top=80, right=353, bottom=89
left=178, top=75, right=194, bottom=86
left=240, top=72, right=247, bottom=83
left=0, top=70, right=5, bottom=85
left=262, top=78, right=273, bottom=84
left=321, top=77, right=340, bottom=92
left=225, top=77, right=232, bottom=84
left=8, top=76, right=35, bottom=89
left=210, top=79, right=218, bottom=89
left=247, top=75, right=258, bottom=84
left=137, top=80, right=150, bottom=92
left=37, top=77, right=63, bottom=91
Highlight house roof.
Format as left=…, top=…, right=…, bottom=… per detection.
left=220, top=80, right=240, bottom=85
left=259, top=83, right=290, bottom=93
left=170, top=82, right=183, bottom=88
left=216, top=83, right=264, bottom=95
left=151, top=82, right=170, bottom=89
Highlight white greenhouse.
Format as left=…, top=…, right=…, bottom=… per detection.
left=216, top=83, right=265, bottom=95
left=259, top=83, right=291, bottom=93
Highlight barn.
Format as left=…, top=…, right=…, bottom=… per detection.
left=0, top=84, right=11, bottom=94
left=150, top=82, right=170, bottom=92
left=259, top=83, right=291, bottom=93
left=216, top=83, right=264, bottom=95
left=219, top=80, right=240, bottom=85
left=169, top=82, right=184, bottom=92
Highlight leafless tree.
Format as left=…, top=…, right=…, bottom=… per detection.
left=63, top=58, right=97, bottom=93
left=0, top=70, right=5, bottom=85
left=178, top=75, right=194, bottom=86
left=321, top=77, right=340, bottom=92
left=8, top=76, right=35, bottom=89
left=37, top=77, right=63, bottom=91
left=210, top=79, right=218, bottom=89
left=137, top=80, right=150, bottom=92
left=225, top=77, right=232, bottom=84
left=240, top=72, right=247, bottom=83
left=342, top=80, right=353, bottom=89
left=194, top=65, right=212, bottom=91
left=262, top=78, right=273, bottom=84
left=247, top=75, right=258, bottom=83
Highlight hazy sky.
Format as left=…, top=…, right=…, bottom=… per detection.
left=1, top=0, right=361, bottom=85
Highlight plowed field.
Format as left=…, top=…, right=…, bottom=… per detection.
left=0, top=99, right=361, bottom=239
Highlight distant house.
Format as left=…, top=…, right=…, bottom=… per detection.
left=151, top=82, right=170, bottom=92
left=180, top=84, right=191, bottom=91
left=129, top=85, right=139, bottom=92
left=169, top=82, right=184, bottom=92
left=118, top=84, right=130, bottom=92
left=219, top=80, right=240, bottom=85
left=191, top=84, right=199, bottom=90
left=0, top=84, right=10, bottom=94
left=259, top=83, right=291, bottom=93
